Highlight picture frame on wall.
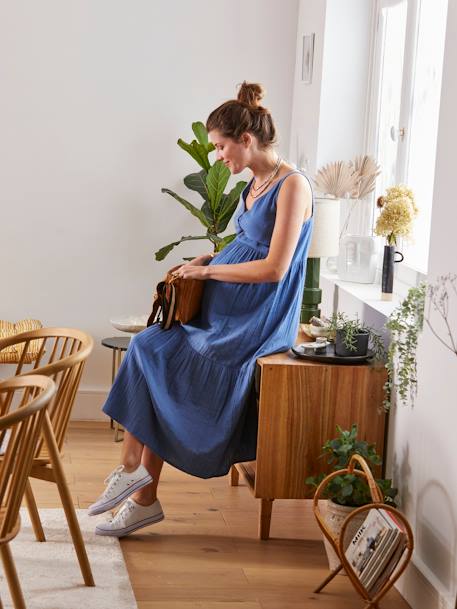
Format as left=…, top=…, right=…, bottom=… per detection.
left=301, top=33, right=315, bottom=84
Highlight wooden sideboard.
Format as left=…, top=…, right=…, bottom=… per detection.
left=231, top=346, right=387, bottom=539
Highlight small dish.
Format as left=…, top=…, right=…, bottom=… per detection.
left=301, top=323, right=331, bottom=339
left=110, top=315, right=149, bottom=334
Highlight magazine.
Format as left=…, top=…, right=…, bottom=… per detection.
left=345, top=508, right=406, bottom=591
left=345, top=509, right=395, bottom=579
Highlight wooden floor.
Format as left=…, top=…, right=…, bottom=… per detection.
left=29, top=421, right=412, bottom=609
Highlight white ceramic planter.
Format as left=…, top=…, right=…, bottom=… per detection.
left=323, top=500, right=367, bottom=573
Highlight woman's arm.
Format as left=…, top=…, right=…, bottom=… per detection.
left=178, top=174, right=312, bottom=283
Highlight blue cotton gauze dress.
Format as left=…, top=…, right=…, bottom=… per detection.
left=103, top=170, right=314, bottom=478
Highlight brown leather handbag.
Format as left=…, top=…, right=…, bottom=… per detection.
left=147, top=265, right=204, bottom=330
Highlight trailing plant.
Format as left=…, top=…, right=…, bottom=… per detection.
left=155, top=121, right=247, bottom=261
left=384, top=283, right=426, bottom=410
left=327, top=312, right=386, bottom=361
left=306, top=424, right=397, bottom=507
left=425, top=273, right=457, bottom=358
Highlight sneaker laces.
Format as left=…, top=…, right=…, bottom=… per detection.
left=102, top=465, right=126, bottom=497
left=112, top=499, right=136, bottom=523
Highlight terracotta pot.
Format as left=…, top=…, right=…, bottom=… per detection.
left=322, top=500, right=367, bottom=574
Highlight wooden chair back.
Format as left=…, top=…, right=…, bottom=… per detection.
left=0, top=375, right=55, bottom=543
left=0, top=328, right=93, bottom=456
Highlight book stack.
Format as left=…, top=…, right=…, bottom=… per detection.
left=345, top=508, right=407, bottom=595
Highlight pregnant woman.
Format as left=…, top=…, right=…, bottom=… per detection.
left=90, top=81, right=314, bottom=537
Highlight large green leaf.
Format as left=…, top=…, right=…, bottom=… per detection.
left=216, top=233, right=236, bottom=251
left=216, top=180, right=246, bottom=231
left=177, top=139, right=206, bottom=171
left=206, top=161, right=230, bottom=212
left=177, top=138, right=214, bottom=172
left=183, top=170, right=208, bottom=201
left=161, top=188, right=209, bottom=227
left=192, top=121, right=208, bottom=145
left=154, top=235, right=208, bottom=261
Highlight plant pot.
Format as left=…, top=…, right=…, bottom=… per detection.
left=334, top=329, right=369, bottom=357
left=381, top=245, right=404, bottom=301
left=322, top=500, right=367, bottom=574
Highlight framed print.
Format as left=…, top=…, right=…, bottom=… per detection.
left=301, top=33, right=315, bottom=84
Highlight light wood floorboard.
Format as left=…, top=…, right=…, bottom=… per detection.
left=28, top=421, right=412, bottom=609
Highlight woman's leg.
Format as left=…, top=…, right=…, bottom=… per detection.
left=120, top=430, right=144, bottom=471
left=132, top=445, right=164, bottom=506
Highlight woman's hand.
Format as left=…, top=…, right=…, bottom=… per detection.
left=174, top=264, right=210, bottom=280
left=183, top=253, right=214, bottom=267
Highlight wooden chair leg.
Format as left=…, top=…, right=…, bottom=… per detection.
left=24, top=480, right=46, bottom=542
left=230, top=465, right=239, bottom=486
left=259, top=498, right=273, bottom=540
left=42, top=414, right=95, bottom=587
left=0, top=544, right=26, bottom=609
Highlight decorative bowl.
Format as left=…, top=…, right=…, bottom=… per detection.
left=110, top=315, right=149, bottom=334
left=301, top=323, right=332, bottom=339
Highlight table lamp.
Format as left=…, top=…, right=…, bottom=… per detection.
left=301, top=197, right=340, bottom=322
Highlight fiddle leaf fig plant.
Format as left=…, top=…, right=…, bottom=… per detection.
left=156, top=121, right=247, bottom=260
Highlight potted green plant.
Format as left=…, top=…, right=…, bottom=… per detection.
left=327, top=313, right=386, bottom=359
left=306, top=424, right=397, bottom=570
left=155, top=122, right=247, bottom=261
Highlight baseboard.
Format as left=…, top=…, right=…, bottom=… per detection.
left=396, top=557, right=455, bottom=609
left=72, top=388, right=109, bottom=421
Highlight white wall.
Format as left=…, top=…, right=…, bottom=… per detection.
left=289, top=0, right=373, bottom=174
left=0, top=0, right=299, bottom=418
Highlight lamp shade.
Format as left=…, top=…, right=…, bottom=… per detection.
left=308, top=197, right=341, bottom=258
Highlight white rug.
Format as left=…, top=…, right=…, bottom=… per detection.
left=0, top=509, right=138, bottom=609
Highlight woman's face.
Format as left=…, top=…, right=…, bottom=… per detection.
left=208, top=130, right=250, bottom=174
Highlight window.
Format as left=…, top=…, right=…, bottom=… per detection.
left=369, top=0, right=448, bottom=274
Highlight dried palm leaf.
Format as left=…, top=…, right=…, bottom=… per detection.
left=313, top=161, right=357, bottom=199
left=350, top=155, right=380, bottom=199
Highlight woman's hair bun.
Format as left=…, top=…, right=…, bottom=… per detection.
left=237, top=81, right=265, bottom=109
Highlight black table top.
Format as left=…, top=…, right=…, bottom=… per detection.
left=101, top=336, right=131, bottom=351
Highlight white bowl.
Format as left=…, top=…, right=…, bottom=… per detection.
left=110, top=315, right=149, bottom=334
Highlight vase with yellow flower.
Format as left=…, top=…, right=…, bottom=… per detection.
left=374, top=185, right=418, bottom=300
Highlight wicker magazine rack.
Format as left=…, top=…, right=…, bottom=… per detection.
left=312, top=454, right=414, bottom=609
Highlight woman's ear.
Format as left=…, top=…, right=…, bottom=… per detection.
left=240, top=132, right=252, bottom=148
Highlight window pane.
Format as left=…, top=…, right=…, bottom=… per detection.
left=375, top=1, right=408, bottom=197
left=403, top=0, right=448, bottom=272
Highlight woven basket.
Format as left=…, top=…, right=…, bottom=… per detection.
left=0, top=319, right=43, bottom=363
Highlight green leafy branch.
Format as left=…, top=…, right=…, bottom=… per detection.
left=156, top=121, right=247, bottom=260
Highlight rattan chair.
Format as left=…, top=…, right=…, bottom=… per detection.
left=0, top=328, right=95, bottom=587
left=0, top=375, right=56, bottom=609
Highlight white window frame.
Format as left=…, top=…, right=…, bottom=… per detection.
left=365, top=0, right=447, bottom=288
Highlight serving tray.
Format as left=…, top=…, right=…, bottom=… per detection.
left=291, top=343, right=374, bottom=364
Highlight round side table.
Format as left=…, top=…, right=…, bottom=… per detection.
left=101, top=336, right=131, bottom=441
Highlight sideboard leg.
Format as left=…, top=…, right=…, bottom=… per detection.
left=259, top=498, right=273, bottom=540
left=230, top=465, right=239, bottom=486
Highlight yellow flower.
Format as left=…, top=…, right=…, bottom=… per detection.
left=374, top=184, right=418, bottom=246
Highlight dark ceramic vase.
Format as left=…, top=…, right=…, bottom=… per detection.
left=335, top=329, right=369, bottom=357
left=381, top=245, right=404, bottom=300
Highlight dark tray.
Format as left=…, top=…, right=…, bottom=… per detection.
left=291, top=343, right=374, bottom=364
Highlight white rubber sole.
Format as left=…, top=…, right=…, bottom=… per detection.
left=95, top=512, right=165, bottom=537
left=88, top=474, right=153, bottom=516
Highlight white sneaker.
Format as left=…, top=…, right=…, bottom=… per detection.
left=88, top=464, right=153, bottom=516
left=95, top=497, right=164, bottom=537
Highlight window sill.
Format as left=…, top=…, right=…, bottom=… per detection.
left=320, top=271, right=401, bottom=318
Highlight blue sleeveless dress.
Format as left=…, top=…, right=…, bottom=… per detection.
left=103, top=171, right=314, bottom=478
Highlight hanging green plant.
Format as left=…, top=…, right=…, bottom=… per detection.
left=384, top=283, right=426, bottom=410
left=155, top=121, right=247, bottom=261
